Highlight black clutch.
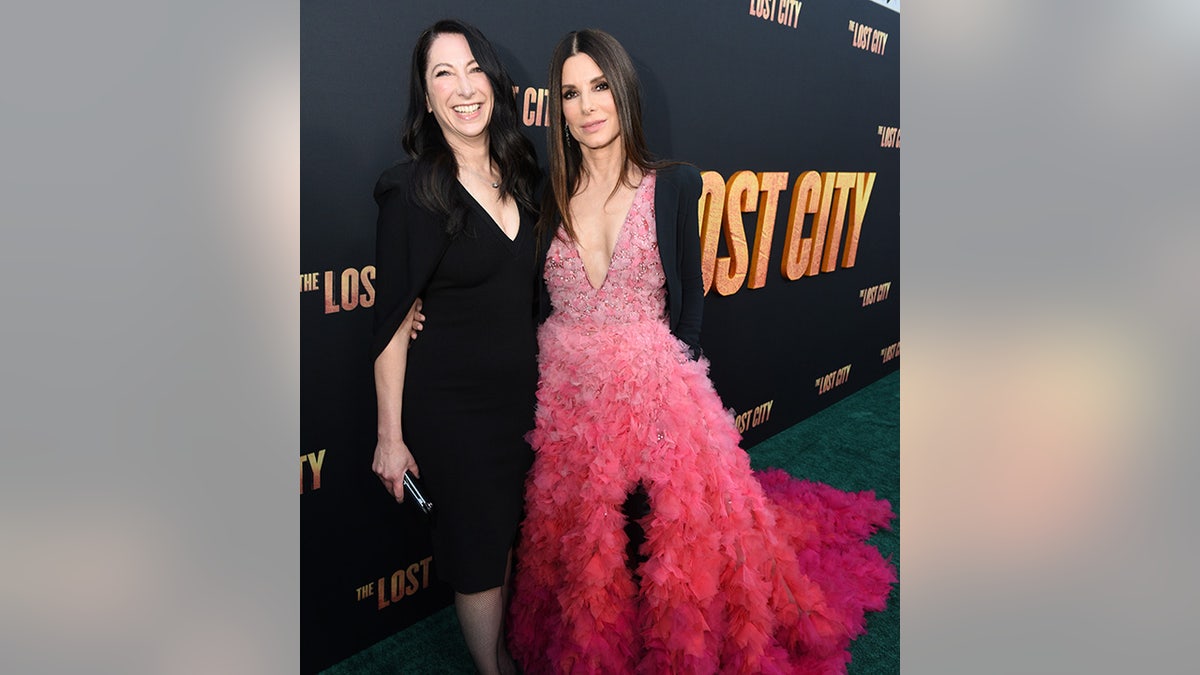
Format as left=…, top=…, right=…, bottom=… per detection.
left=402, top=471, right=435, bottom=516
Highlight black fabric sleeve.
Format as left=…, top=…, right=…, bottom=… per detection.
left=370, top=164, right=450, bottom=362
left=672, top=165, right=705, bottom=360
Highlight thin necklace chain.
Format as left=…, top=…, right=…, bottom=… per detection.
left=462, top=162, right=500, bottom=189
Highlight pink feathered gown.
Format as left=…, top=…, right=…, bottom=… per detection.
left=508, top=172, right=896, bottom=674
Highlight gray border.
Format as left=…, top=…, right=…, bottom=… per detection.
left=1, top=2, right=298, bottom=672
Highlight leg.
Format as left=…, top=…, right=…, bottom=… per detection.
left=496, top=550, right=518, bottom=675
left=455, top=585, right=506, bottom=675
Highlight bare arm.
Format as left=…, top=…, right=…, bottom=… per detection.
left=373, top=300, right=421, bottom=501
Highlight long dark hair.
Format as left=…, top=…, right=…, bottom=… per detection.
left=401, top=19, right=539, bottom=237
left=537, top=28, right=674, bottom=244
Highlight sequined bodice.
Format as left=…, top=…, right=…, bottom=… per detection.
left=543, top=172, right=666, bottom=327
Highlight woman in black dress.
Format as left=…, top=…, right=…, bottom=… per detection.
left=370, top=19, right=540, bottom=675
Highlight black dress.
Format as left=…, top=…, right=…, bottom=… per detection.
left=372, top=162, right=537, bottom=594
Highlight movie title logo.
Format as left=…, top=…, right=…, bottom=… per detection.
left=859, top=281, right=892, bottom=307
left=698, top=170, right=877, bottom=296
left=877, top=125, right=899, bottom=149
left=881, top=342, right=899, bottom=363
left=849, top=20, right=888, bottom=55
left=815, top=364, right=852, bottom=395
left=356, top=557, right=435, bottom=610
left=733, top=399, right=775, bottom=433
left=301, top=449, right=326, bottom=494
left=300, top=266, right=376, bottom=314
left=512, top=85, right=551, bottom=128
left=747, top=0, right=802, bottom=29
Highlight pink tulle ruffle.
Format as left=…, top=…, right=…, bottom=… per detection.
left=509, top=171, right=895, bottom=673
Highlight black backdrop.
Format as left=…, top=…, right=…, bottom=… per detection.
left=301, top=1, right=899, bottom=671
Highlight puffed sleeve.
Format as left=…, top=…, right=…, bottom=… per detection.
left=673, top=164, right=705, bottom=360
left=370, top=162, right=450, bottom=361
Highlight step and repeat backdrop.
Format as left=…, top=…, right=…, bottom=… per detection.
left=302, top=0, right=898, bottom=670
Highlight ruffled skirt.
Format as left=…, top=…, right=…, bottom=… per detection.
left=509, top=317, right=895, bottom=674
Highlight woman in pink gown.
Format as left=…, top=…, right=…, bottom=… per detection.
left=507, top=29, right=896, bottom=674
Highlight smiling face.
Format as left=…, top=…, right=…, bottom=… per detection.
left=423, top=32, right=493, bottom=147
left=560, top=53, right=620, bottom=152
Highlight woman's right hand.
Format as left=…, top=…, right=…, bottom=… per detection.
left=373, top=436, right=420, bottom=502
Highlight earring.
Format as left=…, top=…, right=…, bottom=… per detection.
left=565, top=129, right=573, bottom=148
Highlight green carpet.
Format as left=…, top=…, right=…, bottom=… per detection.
left=324, top=371, right=899, bottom=674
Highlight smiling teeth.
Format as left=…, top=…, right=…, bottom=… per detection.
left=453, top=104, right=481, bottom=113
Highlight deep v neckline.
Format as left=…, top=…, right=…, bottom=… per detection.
left=458, top=181, right=523, bottom=247
left=574, top=173, right=647, bottom=291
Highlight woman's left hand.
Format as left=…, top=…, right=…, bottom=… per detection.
left=409, top=298, right=425, bottom=340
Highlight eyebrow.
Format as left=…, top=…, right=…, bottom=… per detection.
left=561, top=75, right=606, bottom=90
left=430, top=60, right=478, bottom=71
